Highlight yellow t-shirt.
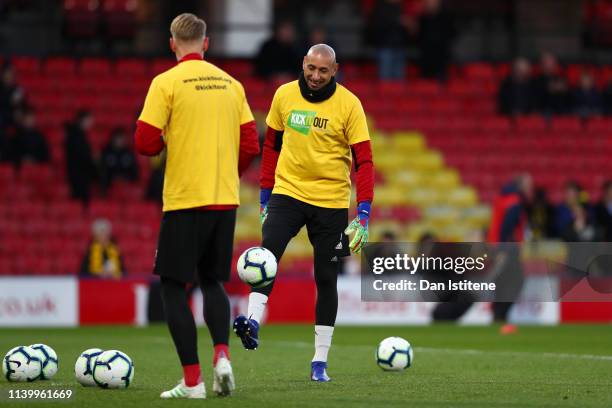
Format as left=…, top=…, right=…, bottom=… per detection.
left=266, top=80, right=370, bottom=208
left=139, top=57, right=254, bottom=211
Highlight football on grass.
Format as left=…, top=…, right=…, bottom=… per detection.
left=30, top=343, right=58, bottom=380
left=92, top=350, right=134, bottom=389
left=3, top=346, right=42, bottom=382
left=376, top=337, right=413, bottom=371
left=75, top=348, right=104, bottom=386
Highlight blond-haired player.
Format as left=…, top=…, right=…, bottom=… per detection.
left=134, top=13, right=259, bottom=398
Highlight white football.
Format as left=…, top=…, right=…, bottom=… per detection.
left=376, top=337, right=413, bottom=371
left=30, top=344, right=58, bottom=380
left=92, top=350, right=134, bottom=389
left=3, top=346, right=42, bottom=382
left=237, top=247, right=277, bottom=288
left=75, top=348, right=104, bottom=386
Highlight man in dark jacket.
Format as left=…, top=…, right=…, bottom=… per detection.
left=498, top=58, right=535, bottom=116
left=64, top=110, right=96, bottom=205
left=100, top=127, right=139, bottom=193
left=368, top=0, right=409, bottom=80
left=487, top=174, right=532, bottom=333
left=254, top=21, right=301, bottom=79
left=10, top=108, right=49, bottom=166
left=531, top=52, right=571, bottom=115
left=417, top=0, right=455, bottom=80
left=594, top=181, right=612, bottom=242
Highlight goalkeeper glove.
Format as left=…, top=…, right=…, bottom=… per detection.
left=260, top=188, right=272, bottom=225
left=344, top=201, right=370, bottom=254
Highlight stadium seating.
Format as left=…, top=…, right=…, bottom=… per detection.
left=2, top=58, right=610, bottom=276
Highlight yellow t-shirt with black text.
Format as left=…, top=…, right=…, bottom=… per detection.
left=266, top=80, right=370, bottom=208
left=139, top=59, right=254, bottom=211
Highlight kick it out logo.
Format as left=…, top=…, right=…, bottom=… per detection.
left=287, top=110, right=329, bottom=135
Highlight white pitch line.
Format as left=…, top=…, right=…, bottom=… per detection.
left=267, top=341, right=612, bottom=362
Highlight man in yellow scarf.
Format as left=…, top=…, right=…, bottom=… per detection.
left=80, top=218, right=124, bottom=279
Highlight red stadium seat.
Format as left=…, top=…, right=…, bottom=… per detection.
left=242, top=79, right=267, bottom=96
left=151, top=58, right=175, bottom=75
left=0, top=165, right=15, bottom=183
left=585, top=117, right=612, bottom=133
left=221, top=60, right=253, bottom=78
left=11, top=56, right=41, bottom=75
left=480, top=117, right=511, bottom=132
left=409, top=80, right=442, bottom=96
left=516, top=115, right=548, bottom=132
left=377, top=81, right=407, bottom=97
left=88, top=200, right=123, bottom=220
left=115, top=59, right=148, bottom=77
left=551, top=117, right=582, bottom=132
left=45, top=57, right=77, bottom=76
left=463, top=63, right=497, bottom=82
left=80, top=58, right=112, bottom=77
left=342, top=81, right=374, bottom=98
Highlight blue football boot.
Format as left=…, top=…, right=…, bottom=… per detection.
left=310, top=361, right=331, bottom=382
left=232, top=315, right=259, bottom=350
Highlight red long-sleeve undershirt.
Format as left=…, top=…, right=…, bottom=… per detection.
left=260, top=126, right=374, bottom=203
left=352, top=140, right=374, bottom=203
left=134, top=119, right=260, bottom=176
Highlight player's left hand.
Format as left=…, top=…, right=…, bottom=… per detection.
left=344, top=201, right=370, bottom=254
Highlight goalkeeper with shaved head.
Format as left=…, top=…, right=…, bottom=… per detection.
left=234, top=44, right=375, bottom=382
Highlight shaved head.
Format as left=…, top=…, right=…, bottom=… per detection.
left=303, top=43, right=338, bottom=91
left=306, top=44, right=336, bottom=64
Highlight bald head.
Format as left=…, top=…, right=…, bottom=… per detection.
left=303, top=43, right=338, bottom=91
left=306, top=44, right=336, bottom=64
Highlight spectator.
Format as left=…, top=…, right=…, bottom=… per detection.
left=100, top=127, right=139, bottom=193
left=556, top=181, right=596, bottom=241
left=498, top=57, right=534, bottom=116
left=527, top=187, right=556, bottom=240
left=64, top=110, right=97, bottom=205
left=0, top=126, right=7, bottom=162
left=0, top=64, right=25, bottom=129
left=417, top=0, right=455, bottom=80
left=254, top=21, right=301, bottom=80
left=573, top=71, right=603, bottom=117
left=532, top=52, right=571, bottom=115
left=594, top=180, right=612, bottom=241
left=601, top=79, right=612, bottom=114
left=8, top=108, right=49, bottom=167
left=145, top=152, right=165, bottom=204
left=367, top=0, right=409, bottom=80
left=302, top=26, right=337, bottom=59
left=80, top=218, right=124, bottom=279
left=428, top=238, right=477, bottom=322
left=486, top=174, right=532, bottom=332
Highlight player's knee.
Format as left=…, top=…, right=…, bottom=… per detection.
left=199, top=278, right=227, bottom=298
left=314, top=265, right=338, bottom=289
left=160, top=277, right=186, bottom=294
left=252, top=281, right=275, bottom=297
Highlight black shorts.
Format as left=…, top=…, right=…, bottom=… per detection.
left=154, top=209, right=236, bottom=283
left=262, top=194, right=350, bottom=262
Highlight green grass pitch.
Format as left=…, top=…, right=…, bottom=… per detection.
left=1, top=324, right=611, bottom=407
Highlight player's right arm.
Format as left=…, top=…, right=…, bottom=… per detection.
left=237, top=86, right=260, bottom=176
left=259, top=88, right=285, bottom=224
left=134, top=76, right=171, bottom=156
